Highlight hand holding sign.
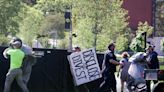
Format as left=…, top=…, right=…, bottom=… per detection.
left=68, top=48, right=102, bottom=86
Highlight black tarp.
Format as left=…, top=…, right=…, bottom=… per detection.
left=0, top=47, right=104, bottom=92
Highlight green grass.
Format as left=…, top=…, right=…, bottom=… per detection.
left=159, top=56, right=164, bottom=70
left=160, top=65, right=164, bottom=69
left=158, top=56, right=164, bottom=62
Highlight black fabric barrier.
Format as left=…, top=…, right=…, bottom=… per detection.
left=0, top=47, right=104, bottom=92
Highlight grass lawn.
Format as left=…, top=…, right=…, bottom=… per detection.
left=160, top=65, right=164, bottom=70
left=159, top=56, right=164, bottom=70
left=158, top=56, right=164, bottom=62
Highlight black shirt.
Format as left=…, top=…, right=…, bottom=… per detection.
left=104, top=50, right=117, bottom=73
left=147, top=51, right=159, bottom=69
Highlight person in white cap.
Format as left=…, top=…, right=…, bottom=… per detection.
left=4, top=37, right=36, bottom=85
left=3, top=41, right=29, bottom=92
left=13, top=37, right=36, bottom=85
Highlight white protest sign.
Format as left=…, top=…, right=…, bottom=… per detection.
left=68, top=48, right=102, bottom=86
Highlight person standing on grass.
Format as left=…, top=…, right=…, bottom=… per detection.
left=146, top=45, right=159, bottom=92
left=72, top=46, right=90, bottom=92
left=3, top=41, right=29, bottom=92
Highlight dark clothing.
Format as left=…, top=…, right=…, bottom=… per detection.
left=96, top=72, right=116, bottom=92
left=74, top=84, right=89, bottom=92
left=147, top=51, right=159, bottom=69
left=105, top=50, right=117, bottom=73
left=96, top=50, right=118, bottom=92
left=146, top=80, right=158, bottom=92
left=146, top=51, right=159, bottom=92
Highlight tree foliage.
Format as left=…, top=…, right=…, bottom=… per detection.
left=0, top=0, right=22, bottom=36
left=137, top=21, right=153, bottom=37
left=130, top=21, right=153, bottom=52
left=0, top=34, right=9, bottom=46
left=35, top=0, right=129, bottom=51
left=72, top=0, right=129, bottom=51
left=40, top=13, right=65, bottom=39
left=0, top=0, right=130, bottom=51
left=73, top=18, right=95, bottom=49
left=17, top=5, right=44, bottom=45
left=115, top=34, right=129, bottom=52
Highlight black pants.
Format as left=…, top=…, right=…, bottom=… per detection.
left=96, top=72, right=116, bottom=92
left=146, top=80, right=158, bottom=92
left=74, top=84, right=89, bottom=92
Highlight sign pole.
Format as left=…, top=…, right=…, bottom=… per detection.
left=65, top=7, right=72, bottom=52
left=68, top=21, right=72, bottom=52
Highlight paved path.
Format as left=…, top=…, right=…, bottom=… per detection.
left=116, top=75, right=129, bottom=92
left=116, top=74, right=154, bottom=92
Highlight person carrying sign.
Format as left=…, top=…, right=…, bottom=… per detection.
left=3, top=41, right=29, bottom=92
left=72, top=46, right=90, bottom=92
left=96, top=43, right=121, bottom=92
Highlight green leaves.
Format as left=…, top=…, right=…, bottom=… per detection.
left=0, top=0, right=130, bottom=51
left=72, top=0, right=129, bottom=51
left=0, top=0, right=22, bottom=35
left=137, top=21, right=153, bottom=37
left=130, top=21, right=153, bottom=52
left=116, top=35, right=129, bottom=52
left=17, top=5, right=44, bottom=45
left=0, top=34, right=9, bottom=46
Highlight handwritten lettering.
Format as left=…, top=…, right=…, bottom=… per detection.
left=69, top=48, right=101, bottom=85
left=83, top=50, right=100, bottom=80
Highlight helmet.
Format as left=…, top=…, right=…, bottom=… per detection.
left=129, top=52, right=147, bottom=63
left=9, top=37, right=22, bottom=47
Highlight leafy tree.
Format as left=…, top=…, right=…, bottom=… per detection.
left=137, top=21, right=153, bottom=37
left=130, top=21, right=153, bottom=52
left=17, top=5, right=44, bottom=45
left=73, top=18, right=95, bottom=49
left=0, top=0, right=23, bottom=36
left=0, top=34, right=10, bottom=46
left=73, top=0, right=129, bottom=51
left=57, top=32, right=69, bottom=49
left=155, top=0, right=164, bottom=36
left=34, top=0, right=70, bottom=48
left=130, top=33, right=145, bottom=52
left=115, top=34, right=129, bottom=52
left=35, top=0, right=71, bottom=13
left=34, top=0, right=129, bottom=51
left=40, top=13, right=65, bottom=39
